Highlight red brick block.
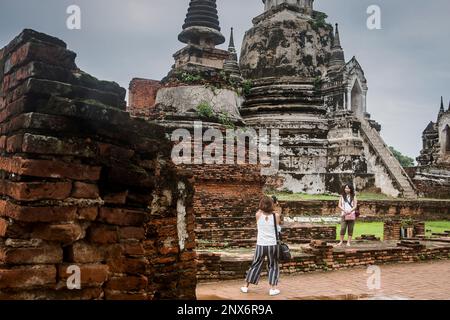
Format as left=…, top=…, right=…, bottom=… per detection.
left=72, top=182, right=99, bottom=199
left=0, top=244, right=63, bottom=264
left=104, top=290, right=147, bottom=301
left=108, top=257, right=147, bottom=274
left=103, top=191, right=128, bottom=204
left=67, top=242, right=104, bottom=264
left=0, top=156, right=101, bottom=181
left=0, top=200, right=77, bottom=222
left=105, top=275, right=148, bottom=291
left=0, top=136, right=6, bottom=151
left=99, top=208, right=145, bottom=226
left=32, top=223, right=84, bottom=244
left=121, top=243, right=145, bottom=256
left=0, top=265, right=57, bottom=289
left=0, top=181, right=72, bottom=201
left=89, top=225, right=118, bottom=244
left=118, top=227, right=145, bottom=240
left=58, top=264, right=109, bottom=287
left=0, top=218, right=9, bottom=237
left=77, top=207, right=99, bottom=221
left=3, top=39, right=75, bottom=75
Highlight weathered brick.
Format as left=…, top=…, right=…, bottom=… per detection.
left=99, top=208, right=146, bottom=226
left=0, top=218, right=9, bottom=237
left=32, top=223, right=84, bottom=244
left=0, top=156, right=101, bottom=181
left=77, top=207, right=98, bottom=221
left=118, top=227, right=145, bottom=240
left=72, top=182, right=99, bottom=199
left=4, top=41, right=76, bottom=75
left=108, top=257, right=147, bottom=274
left=0, top=265, right=57, bottom=289
left=0, top=181, right=72, bottom=201
left=67, top=242, right=104, bottom=264
left=3, top=61, right=74, bottom=91
left=121, top=243, right=145, bottom=256
left=89, top=225, right=118, bottom=244
left=0, top=112, right=79, bottom=136
left=103, top=191, right=128, bottom=204
left=105, top=275, right=148, bottom=291
left=58, top=264, right=109, bottom=287
left=0, top=200, right=77, bottom=222
left=104, top=290, right=147, bottom=300
left=0, top=244, right=62, bottom=264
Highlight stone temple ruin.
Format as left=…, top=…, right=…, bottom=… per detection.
left=0, top=0, right=449, bottom=300
left=408, top=97, right=450, bottom=198
left=130, top=0, right=417, bottom=199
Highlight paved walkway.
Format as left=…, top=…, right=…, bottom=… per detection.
left=197, top=260, right=450, bottom=300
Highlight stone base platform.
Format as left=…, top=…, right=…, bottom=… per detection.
left=197, top=240, right=450, bottom=282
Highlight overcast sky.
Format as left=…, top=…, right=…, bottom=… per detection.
left=1, top=0, right=449, bottom=160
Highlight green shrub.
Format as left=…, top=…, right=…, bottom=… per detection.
left=196, top=101, right=215, bottom=119
left=241, top=80, right=253, bottom=95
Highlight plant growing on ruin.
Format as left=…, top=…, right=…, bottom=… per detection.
left=196, top=101, right=215, bottom=119
left=241, top=79, right=253, bottom=96
left=177, top=71, right=203, bottom=84
left=309, top=12, right=328, bottom=30
left=218, top=111, right=236, bottom=129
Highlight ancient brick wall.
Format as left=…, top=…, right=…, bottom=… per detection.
left=280, top=199, right=450, bottom=221
left=128, top=78, right=161, bottom=118
left=0, top=29, right=196, bottom=300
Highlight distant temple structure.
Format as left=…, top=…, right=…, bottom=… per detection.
left=411, top=97, right=450, bottom=198
left=128, top=0, right=418, bottom=199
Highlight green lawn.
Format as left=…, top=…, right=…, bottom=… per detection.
left=336, top=221, right=450, bottom=240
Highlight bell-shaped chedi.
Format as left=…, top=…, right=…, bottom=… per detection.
left=179, top=0, right=225, bottom=47
left=239, top=0, right=333, bottom=117
left=173, top=0, right=228, bottom=72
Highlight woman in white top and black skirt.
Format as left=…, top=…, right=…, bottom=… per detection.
left=338, top=184, right=358, bottom=247
left=241, top=196, right=282, bottom=296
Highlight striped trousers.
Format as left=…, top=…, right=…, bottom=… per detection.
left=245, top=245, right=280, bottom=286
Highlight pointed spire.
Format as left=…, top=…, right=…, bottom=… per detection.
left=329, top=23, right=345, bottom=69
left=440, top=96, right=445, bottom=112
left=229, top=27, right=235, bottom=50
left=178, top=0, right=225, bottom=47
left=333, top=23, right=342, bottom=49
left=224, top=27, right=242, bottom=82
left=448, top=100, right=450, bottom=111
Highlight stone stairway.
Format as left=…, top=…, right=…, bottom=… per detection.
left=359, top=118, right=417, bottom=199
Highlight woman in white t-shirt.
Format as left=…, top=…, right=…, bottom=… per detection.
left=241, top=196, right=282, bottom=297
left=338, top=184, right=358, bottom=247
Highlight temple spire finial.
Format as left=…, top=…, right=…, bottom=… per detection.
left=440, top=96, right=445, bottom=112
left=333, top=23, right=342, bottom=48
left=178, top=0, right=225, bottom=47
left=224, top=27, right=242, bottom=82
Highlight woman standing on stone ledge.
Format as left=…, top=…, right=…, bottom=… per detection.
left=241, top=196, right=282, bottom=296
left=338, top=184, right=358, bottom=247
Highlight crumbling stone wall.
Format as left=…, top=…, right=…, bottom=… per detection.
left=0, top=30, right=196, bottom=300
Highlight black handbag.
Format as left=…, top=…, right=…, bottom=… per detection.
left=272, top=213, right=292, bottom=262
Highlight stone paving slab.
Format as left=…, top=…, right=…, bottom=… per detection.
left=197, top=260, right=450, bottom=300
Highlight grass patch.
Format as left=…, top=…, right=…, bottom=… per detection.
left=335, top=221, right=450, bottom=240
left=426, top=221, right=450, bottom=236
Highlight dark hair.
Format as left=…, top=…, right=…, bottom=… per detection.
left=271, top=195, right=278, bottom=204
left=259, top=196, right=274, bottom=213
left=341, top=184, right=355, bottom=202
